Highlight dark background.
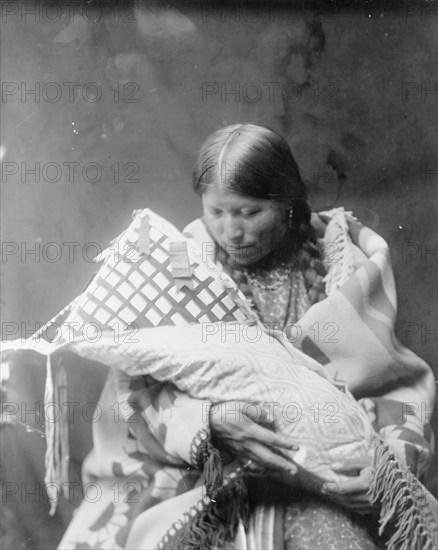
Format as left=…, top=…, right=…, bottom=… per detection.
left=1, top=1, right=437, bottom=547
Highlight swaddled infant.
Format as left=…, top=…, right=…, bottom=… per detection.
left=67, top=321, right=375, bottom=487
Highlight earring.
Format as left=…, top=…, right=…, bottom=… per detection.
left=288, top=208, right=294, bottom=228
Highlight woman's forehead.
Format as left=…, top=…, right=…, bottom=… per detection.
left=202, top=186, right=268, bottom=208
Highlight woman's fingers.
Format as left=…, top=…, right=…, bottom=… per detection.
left=322, top=486, right=377, bottom=515
left=330, top=491, right=373, bottom=504
left=246, top=440, right=298, bottom=475
left=340, top=502, right=376, bottom=515
left=332, top=467, right=372, bottom=495
left=214, top=401, right=299, bottom=451
left=244, top=418, right=299, bottom=451
left=332, top=456, right=372, bottom=474
left=330, top=477, right=368, bottom=495
left=336, top=498, right=378, bottom=515
left=239, top=403, right=271, bottom=424
left=322, top=469, right=371, bottom=497
left=209, top=401, right=299, bottom=468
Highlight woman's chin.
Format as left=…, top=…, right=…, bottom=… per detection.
left=228, top=252, right=266, bottom=267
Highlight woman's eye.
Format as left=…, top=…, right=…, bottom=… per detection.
left=243, top=210, right=260, bottom=217
left=210, top=209, right=222, bottom=216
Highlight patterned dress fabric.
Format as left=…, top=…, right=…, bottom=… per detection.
left=284, top=496, right=380, bottom=550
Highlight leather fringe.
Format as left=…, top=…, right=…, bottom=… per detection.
left=44, top=354, right=69, bottom=515
left=199, top=437, right=223, bottom=499
left=158, top=439, right=248, bottom=549
left=369, top=438, right=438, bottom=550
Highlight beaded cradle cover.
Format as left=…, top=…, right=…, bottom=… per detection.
left=31, top=208, right=252, bottom=349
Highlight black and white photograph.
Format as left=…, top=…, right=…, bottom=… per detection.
left=1, top=1, right=437, bottom=549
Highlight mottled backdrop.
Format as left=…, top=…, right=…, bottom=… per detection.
left=1, top=1, right=437, bottom=547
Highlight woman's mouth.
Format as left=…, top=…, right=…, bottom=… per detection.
left=218, top=243, right=265, bottom=262
left=227, top=245, right=254, bottom=254
left=226, top=245, right=262, bottom=262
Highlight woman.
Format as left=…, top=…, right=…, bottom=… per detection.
left=185, top=123, right=381, bottom=548
left=56, top=123, right=434, bottom=549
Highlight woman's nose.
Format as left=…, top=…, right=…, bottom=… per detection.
left=224, top=216, right=244, bottom=244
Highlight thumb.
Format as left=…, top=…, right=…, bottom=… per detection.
left=332, top=456, right=372, bottom=474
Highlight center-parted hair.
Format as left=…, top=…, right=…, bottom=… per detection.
left=193, top=123, right=319, bottom=265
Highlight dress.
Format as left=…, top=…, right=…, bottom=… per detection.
left=221, top=260, right=383, bottom=549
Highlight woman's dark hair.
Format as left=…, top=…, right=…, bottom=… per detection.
left=193, top=123, right=319, bottom=265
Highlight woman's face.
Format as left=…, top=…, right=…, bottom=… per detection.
left=201, top=185, right=288, bottom=266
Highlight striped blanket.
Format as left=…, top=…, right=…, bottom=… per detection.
left=2, top=208, right=436, bottom=550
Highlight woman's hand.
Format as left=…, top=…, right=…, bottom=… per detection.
left=209, top=401, right=299, bottom=479
left=322, top=456, right=379, bottom=515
